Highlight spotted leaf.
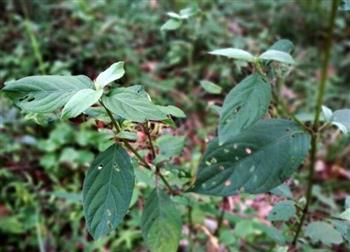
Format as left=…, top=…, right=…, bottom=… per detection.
left=191, top=119, right=310, bottom=196
left=82, top=144, right=134, bottom=239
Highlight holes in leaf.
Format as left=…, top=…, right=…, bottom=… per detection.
left=224, top=180, right=232, bottom=187
left=97, top=165, right=103, bottom=170
left=235, top=156, right=239, bottom=161
left=18, top=95, right=29, bottom=102
left=210, top=157, right=217, bottom=164
left=218, top=165, right=225, bottom=171
left=245, top=148, right=252, bottom=155
left=113, top=163, right=120, bottom=172
left=224, top=148, right=229, bottom=153
left=233, top=144, right=238, bottom=150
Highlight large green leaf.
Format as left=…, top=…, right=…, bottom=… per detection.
left=102, top=86, right=167, bottom=122
left=141, top=189, right=182, bottom=252
left=3, top=75, right=93, bottom=113
left=219, top=73, right=271, bottom=144
left=82, top=144, right=134, bottom=239
left=191, top=119, right=310, bottom=196
left=62, top=88, right=103, bottom=118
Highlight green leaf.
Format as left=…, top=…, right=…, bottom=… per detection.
left=305, top=221, right=343, bottom=245
left=200, top=80, right=222, bottom=94
left=102, top=86, right=167, bottom=123
left=268, top=200, right=296, bottom=221
left=95, top=62, right=125, bottom=89
left=270, top=184, right=293, bottom=199
left=259, top=50, right=295, bottom=65
left=322, top=105, right=333, bottom=122
left=157, top=105, right=186, bottom=118
left=339, top=209, right=350, bottom=221
left=161, top=19, right=181, bottom=31
left=332, top=109, right=350, bottom=134
left=219, top=73, right=271, bottom=144
left=62, top=89, right=103, bottom=118
left=269, top=39, right=294, bottom=53
left=156, top=134, right=186, bottom=159
left=141, top=189, right=182, bottom=252
left=190, top=119, right=310, bottom=196
left=82, top=144, right=134, bottom=239
left=116, top=131, right=138, bottom=141
left=209, top=48, right=255, bottom=62
left=3, top=75, right=93, bottom=113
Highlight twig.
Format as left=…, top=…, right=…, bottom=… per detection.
left=291, top=0, right=339, bottom=246
left=99, top=101, right=177, bottom=195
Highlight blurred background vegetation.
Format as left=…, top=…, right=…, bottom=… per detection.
left=0, top=0, right=350, bottom=251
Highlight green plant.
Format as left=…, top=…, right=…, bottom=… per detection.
left=2, top=1, right=350, bottom=251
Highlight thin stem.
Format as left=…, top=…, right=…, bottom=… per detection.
left=100, top=101, right=177, bottom=195
left=292, top=0, right=339, bottom=246
left=214, top=200, right=226, bottom=236
left=35, top=209, right=45, bottom=252
left=143, top=123, right=156, bottom=159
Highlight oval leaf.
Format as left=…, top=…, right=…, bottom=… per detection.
left=141, top=189, right=182, bottom=252
left=83, top=144, right=134, bottom=239
left=157, top=105, right=186, bottom=118
left=200, top=80, right=222, bottom=94
left=191, top=119, right=310, bottom=196
left=209, top=48, right=255, bottom=62
left=161, top=19, right=181, bottom=31
left=95, top=61, right=125, bottom=89
left=332, top=109, right=350, bottom=134
left=62, top=88, right=103, bottom=118
left=305, top=221, right=343, bottom=245
left=3, top=75, right=93, bottom=113
left=219, top=73, right=271, bottom=144
left=268, top=200, right=296, bottom=221
left=102, top=86, right=167, bottom=122
left=259, top=50, right=295, bottom=65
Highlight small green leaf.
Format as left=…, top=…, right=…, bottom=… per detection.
left=270, top=184, right=293, bottom=199
left=191, top=119, right=310, bottom=196
left=161, top=19, right=181, bottom=31
left=269, top=39, right=294, bottom=54
left=339, top=209, right=350, bottom=221
left=3, top=75, right=93, bottom=113
left=209, top=48, right=255, bottom=62
left=305, top=221, right=343, bottom=245
left=268, top=200, right=296, bottom=221
left=141, top=189, right=182, bottom=252
left=62, top=89, right=103, bottom=118
left=157, top=105, right=186, bottom=118
left=322, top=105, right=333, bottom=122
left=102, top=86, right=167, bottom=122
left=332, top=109, right=350, bottom=134
left=156, top=134, right=186, bottom=159
left=200, top=80, right=222, bottom=94
left=95, top=62, right=125, bottom=89
left=82, top=144, right=134, bottom=239
left=116, top=131, right=138, bottom=141
left=259, top=50, right=295, bottom=65
left=219, top=73, right=271, bottom=144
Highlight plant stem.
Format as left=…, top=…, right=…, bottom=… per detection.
left=100, top=101, right=177, bottom=195
left=214, top=204, right=225, bottom=236
left=292, top=0, right=339, bottom=246
left=143, top=123, right=156, bottom=159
